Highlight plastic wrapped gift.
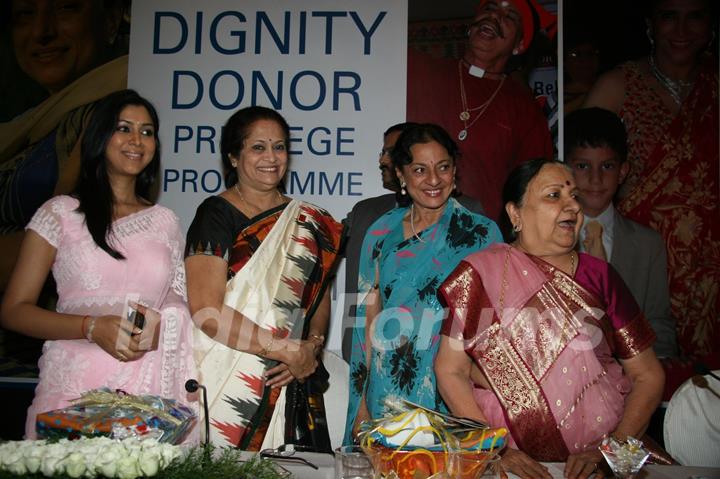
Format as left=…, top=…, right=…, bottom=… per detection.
left=36, top=388, right=196, bottom=444
left=359, top=400, right=507, bottom=479
left=599, top=436, right=650, bottom=478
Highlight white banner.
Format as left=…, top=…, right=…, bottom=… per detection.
left=129, top=0, right=408, bottom=351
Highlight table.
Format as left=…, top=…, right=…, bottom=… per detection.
left=241, top=450, right=335, bottom=479
left=640, top=465, right=720, bottom=478
left=251, top=451, right=720, bottom=479
left=506, top=463, right=720, bottom=478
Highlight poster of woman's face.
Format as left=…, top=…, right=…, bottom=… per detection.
left=1, top=0, right=127, bottom=120
left=0, top=1, right=130, bottom=384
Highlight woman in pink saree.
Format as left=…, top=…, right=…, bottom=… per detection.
left=435, top=159, right=664, bottom=479
left=0, top=90, right=196, bottom=439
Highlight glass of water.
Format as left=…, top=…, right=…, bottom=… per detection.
left=335, top=445, right=375, bottom=479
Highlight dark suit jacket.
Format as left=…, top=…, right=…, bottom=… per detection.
left=340, top=193, right=485, bottom=360
left=611, top=211, right=677, bottom=357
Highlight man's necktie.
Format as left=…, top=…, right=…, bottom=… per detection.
left=583, top=220, right=607, bottom=261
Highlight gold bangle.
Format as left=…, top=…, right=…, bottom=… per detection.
left=258, top=335, right=275, bottom=357
left=309, top=334, right=325, bottom=353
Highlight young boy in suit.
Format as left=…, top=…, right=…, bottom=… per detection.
left=565, top=107, right=677, bottom=357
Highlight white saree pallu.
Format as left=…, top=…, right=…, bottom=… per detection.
left=194, top=200, right=320, bottom=448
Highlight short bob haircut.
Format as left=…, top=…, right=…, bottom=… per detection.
left=500, top=157, right=569, bottom=241
left=74, top=89, right=161, bottom=259
left=220, top=106, right=291, bottom=188
left=390, top=123, right=460, bottom=207
left=564, top=107, right=628, bottom=163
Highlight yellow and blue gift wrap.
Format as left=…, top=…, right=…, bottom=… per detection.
left=360, top=408, right=507, bottom=479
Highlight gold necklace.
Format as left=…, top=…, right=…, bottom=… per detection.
left=234, top=184, right=283, bottom=211
left=498, top=245, right=511, bottom=312
left=409, top=203, right=427, bottom=243
left=457, top=60, right=506, bottom=141
left=499, top=247, right=577, bottom=311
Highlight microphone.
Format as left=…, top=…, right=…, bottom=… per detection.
left=185, top=379, right=210, bottom=445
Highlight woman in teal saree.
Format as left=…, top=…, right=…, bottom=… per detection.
left=344, top=123, right=501, bottom=445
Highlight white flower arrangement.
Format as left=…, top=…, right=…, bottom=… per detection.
left=0, top=437, right=181, bottom=479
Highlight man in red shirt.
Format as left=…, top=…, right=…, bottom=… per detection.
left=408, top=0, right=555, bottom=220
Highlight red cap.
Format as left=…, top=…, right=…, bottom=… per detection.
left=476, top=0, right=557, bottom=52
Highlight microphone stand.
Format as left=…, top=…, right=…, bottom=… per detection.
left=185, top=379, right=210, bottom=453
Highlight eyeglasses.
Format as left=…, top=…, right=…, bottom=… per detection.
left=260, top=444, right=319, bottom=470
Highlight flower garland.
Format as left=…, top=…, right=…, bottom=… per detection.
left=0, top=439, right=286, bottom=479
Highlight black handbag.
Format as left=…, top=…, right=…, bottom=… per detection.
left=283, top=359, right=333, bottom=453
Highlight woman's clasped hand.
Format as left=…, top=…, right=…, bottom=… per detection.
left=264, top=338, right=320, bottom=388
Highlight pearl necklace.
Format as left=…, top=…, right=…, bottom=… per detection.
left=409, top=203, right=427, bottom=243
left=457, top=60, right=506, bottom=141
left=649, top=55, right=694, bottom=106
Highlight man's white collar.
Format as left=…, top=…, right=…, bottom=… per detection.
left=468, top=64, right=486, bottom=78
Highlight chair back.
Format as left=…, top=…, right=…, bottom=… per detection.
left=663, top=370, right=720, bottom=466
left=322, top=350, right=350, bottom=450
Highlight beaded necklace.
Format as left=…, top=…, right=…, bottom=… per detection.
left=649, top=54, right=695, bottom=107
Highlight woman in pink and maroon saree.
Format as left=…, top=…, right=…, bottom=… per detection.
left=435, top=159, right=664, bottom=479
